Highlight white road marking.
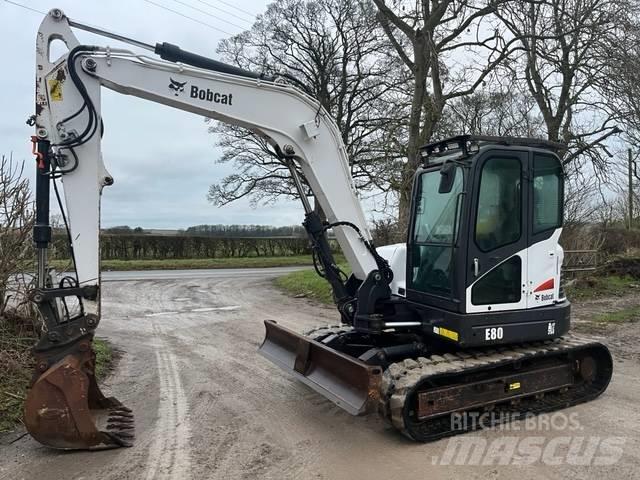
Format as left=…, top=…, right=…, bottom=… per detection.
left=145, top=306, right=240, bottom=316
left=191, top=306, right=240, bottom=312
left=101, top=266, right=308, bottom=282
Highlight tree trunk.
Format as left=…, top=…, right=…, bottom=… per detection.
left=398, top=36, right=428, bottom=232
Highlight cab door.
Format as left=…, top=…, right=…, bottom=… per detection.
left=465, top=151, right=529, bottom=313
left=526, top=153, right=564, bottom=308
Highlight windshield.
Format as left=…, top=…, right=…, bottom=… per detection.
left=413, top=167, right=463, bottom=244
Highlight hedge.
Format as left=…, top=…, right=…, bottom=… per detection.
left=49, top=234, right=314, bottom=260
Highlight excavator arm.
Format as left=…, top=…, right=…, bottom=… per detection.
left=26, top=9, right=390, bottom=449
left=35, top=9, right=382, bottom=300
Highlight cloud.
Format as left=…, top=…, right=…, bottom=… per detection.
left=1, top=0, right=306, bottom=229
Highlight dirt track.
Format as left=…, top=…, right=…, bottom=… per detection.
left=1, top=268, right=639, bottom=479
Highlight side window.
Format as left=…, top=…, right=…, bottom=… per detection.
left=471, top=256, right=522, bottom=305
left=475, top=157, right=521, bottom=252
left=413, top=167, right=463, bottom=244
left=533, top=155, right=563, bottom=234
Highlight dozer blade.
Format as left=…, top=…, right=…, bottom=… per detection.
left=24, top=337, right=134, bottom=450
left=259, top=320, right=382, bottom=415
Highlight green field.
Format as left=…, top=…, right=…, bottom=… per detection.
left=593, top=306, right=640, bottom=324
left=275, top=263, right=349, bottom=304
left=564, top=275, right=638, bottom=301
left=50, top=255, right=315, bottom=272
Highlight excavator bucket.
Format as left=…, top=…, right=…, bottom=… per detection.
left=259, top=320, right=382, bottom=415
left=24, top=337, right=134, bottom=450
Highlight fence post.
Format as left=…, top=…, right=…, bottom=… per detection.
left=629, top=148, right=633, bottom=230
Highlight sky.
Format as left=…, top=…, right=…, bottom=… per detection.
left=0, top=0, right=336, bottom=229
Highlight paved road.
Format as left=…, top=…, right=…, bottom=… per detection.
left=1, top=268, right=639, bottom=480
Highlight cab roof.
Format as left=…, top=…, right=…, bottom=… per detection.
left=420, top=135, right=565, bottom=166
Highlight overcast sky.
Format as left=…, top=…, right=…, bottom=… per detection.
left=0, top=0, right=356, bottom=229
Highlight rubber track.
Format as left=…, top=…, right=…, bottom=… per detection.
left=380, top=335, right=612, bottom=441
left=304, top=325, right=612, bottom=442
left=304, top=324, right=353, bottom=339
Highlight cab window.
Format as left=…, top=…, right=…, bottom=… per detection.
left=471, top=256, right=522, bottom=305
left=411, top=167, right=463, bottom=296
left=533, top=154, right=563, bottom=234
left=475, top=157, right=521, bottom=252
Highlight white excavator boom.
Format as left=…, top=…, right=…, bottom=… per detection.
left=35, top=9, right=379, bottom=324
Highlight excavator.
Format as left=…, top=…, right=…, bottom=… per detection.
left=25, top=9, right=612, bottom=449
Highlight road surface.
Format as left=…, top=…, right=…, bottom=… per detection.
left=1, top=267, right=639, bottom=479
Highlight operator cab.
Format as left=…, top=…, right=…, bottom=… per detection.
left=405, top=135, right=569, bottom=346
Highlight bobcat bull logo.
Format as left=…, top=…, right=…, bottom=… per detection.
left=168, top=78, right=187, bottom=96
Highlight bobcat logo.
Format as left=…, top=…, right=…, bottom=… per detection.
left=168, top=78, right=187, bottom=96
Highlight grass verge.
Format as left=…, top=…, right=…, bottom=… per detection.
left=275, top=263, right=349, bottom=304
left=93, top=338, right=113, bottom=380
left=592, top=306, right=640, bottom=325
left=0, top=352, right=31, bottom=432
left=0, top=317, right=114, bottom=433
left=276, top=269, right=640, bottom=309
left=50, top=255, right=314, bottom=272
left=564, top=275, right=639, bottom=301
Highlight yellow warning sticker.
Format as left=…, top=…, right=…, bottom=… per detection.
left=48, top=79, right=63, bottom=101
left=509, top=382, right=521, bottom=391
left=433, top=326, right=459, bottom=341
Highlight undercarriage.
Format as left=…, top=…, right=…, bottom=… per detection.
left=260, top=322, right=613, bottom=441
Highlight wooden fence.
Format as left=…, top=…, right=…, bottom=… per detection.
left=562, top=249, right=599, bottom=273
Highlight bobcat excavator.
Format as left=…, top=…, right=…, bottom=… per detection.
left=25, top=9, right=613, bottom=449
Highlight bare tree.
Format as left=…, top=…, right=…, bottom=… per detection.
left=0, top=155, right=34, bottom=316
left=440, top=90, right=545, bottom=137
left=208, top=0, right=403, bottom=210
left=372, top=0, right=522, bottom=228
left=602, top=0, right=640, bottom=145
left=497, top=0, right=623, bottom=175
left=371, top=216, right=402, bottom=245
left=564, top=173, right=610, bottom=225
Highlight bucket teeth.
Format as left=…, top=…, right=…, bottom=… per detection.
left=106, top=423, right=135, bottom=431
left=109, top=410, right=135, bottom=419
left=107, top=416, right=136, bottom=426
left=107, top=417, right=134, bottom=424
left=108, top=415, right=135, bottom=424
left=103, top=409, right=136, bottom=447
